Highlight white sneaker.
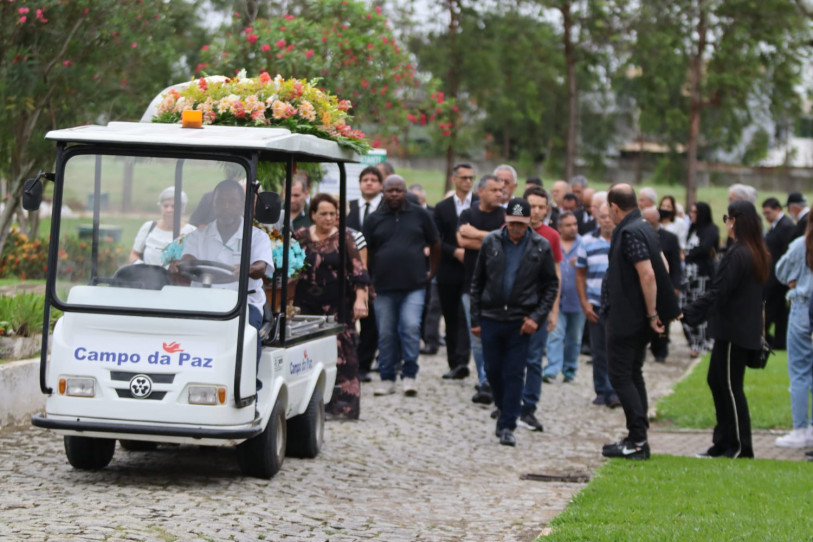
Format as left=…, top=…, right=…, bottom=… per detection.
left=774, top=428, right=809, bottom=448
left=403, top=377, right=418, bottom=397
left=374, top=380, right=396, bottom=396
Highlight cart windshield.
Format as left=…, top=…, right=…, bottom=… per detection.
left=53, top=152, right=261, bottom=315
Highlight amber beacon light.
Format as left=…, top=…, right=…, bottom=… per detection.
left=181, top=110, right=203, bottom=129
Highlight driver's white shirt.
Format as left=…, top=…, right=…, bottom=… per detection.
left=182, top=218, right=274, bottom=312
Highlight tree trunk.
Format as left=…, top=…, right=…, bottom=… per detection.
left=443, top=0, right=462, bottom=194
left=563, top=0, right=578, bottom=182
left=686, top=0, right=707, bottom=210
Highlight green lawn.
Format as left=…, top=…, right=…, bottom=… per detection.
left=543, top=455, right=811, bottom=541
left=656, top=352, right=792, bottom=430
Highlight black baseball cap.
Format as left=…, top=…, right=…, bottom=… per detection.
left=505, top=197, right=531, bottom=223
left=787, top=192, right=807, bottom=206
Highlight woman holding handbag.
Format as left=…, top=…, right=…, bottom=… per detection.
left=682, top=200, right=770, bottom=458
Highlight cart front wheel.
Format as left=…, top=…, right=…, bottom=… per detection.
left=236, top=395, right=286, bottom=479
left=64, top=436, right=115, bottom=470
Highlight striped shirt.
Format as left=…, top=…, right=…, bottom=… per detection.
left=575, top=231, right=610, bottom=307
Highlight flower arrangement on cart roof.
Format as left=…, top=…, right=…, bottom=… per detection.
left=151, top=70, right=371, bottom=154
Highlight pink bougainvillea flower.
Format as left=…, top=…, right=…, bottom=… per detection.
left=261, top=44, right=271, bottom=52
left=321, top=36, right=327, bottom=43
left=286, top=44, right=294, bottom=52
left=63, top=60, right=73, bottom=67
left=280, top=26, right=286, bottom=31
left=244, top=26, right=253, bottom=33
left=275, top=39, right=286, bottom=48
left=201, top=44, right=209, bottom=51
left=305, top=49, right=314, bottom=58
left=121, top=80, right=128, bottom=86
left=18, top=15, right=25, bottom=23
left=366, top=43, right=373, bottom=49
left=246, top=33, right=258, bottom=44
left=18, top=7, right=29, bottom=13
left=131, top=42, right=137, bottom=48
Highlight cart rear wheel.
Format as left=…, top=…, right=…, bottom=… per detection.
left=286, top=389, right=324, bottom=458
left=236, top=395, right=286, bottom=479
left=119, top=440, right=159, bottom=452
left=64, top=436, right=115, bottom=470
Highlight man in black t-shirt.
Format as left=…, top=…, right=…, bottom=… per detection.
left=458, top=174, right=506, bottom=404
left=363, top=175, right=440, bottom=397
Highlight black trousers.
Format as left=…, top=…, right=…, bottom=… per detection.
left=437, top=281, right=471, bottom=370
left=422, top=281, right=442, bottom=351
left=765, top=293, right=788, bottom=350
left=606, top=328, right=650, bottom=443
left=357, top=306, right=378, bottom=374
left=708, top=340, right=754, bottom=457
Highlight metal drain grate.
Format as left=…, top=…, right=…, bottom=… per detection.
left=520, top=473, right=591, bottom=483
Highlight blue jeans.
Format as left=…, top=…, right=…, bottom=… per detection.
left=786, top=299, right=813, bottom=428
left=522, top=324, right=549, bottom=416
left=481, top=317, right=530, bottom=431
left=461, top=293, right=486, bottom=385
left=544, top=311, right=586, bottom=378
left=589, top=310, right=615, bottom=400
left=374, top=288, right=425, bottom=381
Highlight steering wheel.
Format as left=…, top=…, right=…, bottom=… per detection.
left=176, top=259, right=237, bottom=286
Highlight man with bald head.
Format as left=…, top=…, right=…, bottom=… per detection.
left=601, top=185, right=679, bottom=460
left=363, top=175, right=441, bottom=397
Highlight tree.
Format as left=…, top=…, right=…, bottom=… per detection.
left=622, top=0, right=808, bottom=206
left=0, top=0, right=207, bottom=252
left=199, top=0, right=444, bottom=141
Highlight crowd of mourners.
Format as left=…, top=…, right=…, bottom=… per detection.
left=137, top=162, right=813, bottom=461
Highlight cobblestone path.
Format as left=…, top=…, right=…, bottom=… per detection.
left=0, top=332, right=693, bottom=541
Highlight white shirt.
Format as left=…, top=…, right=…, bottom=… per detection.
left=132, top=221, right=196, bottom=266
left=359, top=193, right=383, bottom=227
left=183, top=219, right=274, bottom=311
left=453, top=191, right=472, bottom=217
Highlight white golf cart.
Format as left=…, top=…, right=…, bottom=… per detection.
left=26, top=119, right=357, bottom=479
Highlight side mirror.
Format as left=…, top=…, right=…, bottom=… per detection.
left=22, top=178, right=43, bottom=212
left=255, top=192, right=281, bottom=224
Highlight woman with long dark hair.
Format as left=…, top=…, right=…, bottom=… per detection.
left=682, top=201, right=719, bottom=357
left=773, top=216, right=813, bottom=449
left=658, top=195, right=688, bottom=251
left=683, top=200, right=770, bottom=458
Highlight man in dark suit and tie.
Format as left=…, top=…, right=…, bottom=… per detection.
left=642, top=206, right=683, bottom=362
left=762, top=197, right=796, bottom=350
left=433, top=163, right=476, bottom=379
left=348, top=166, right=384, bottom=381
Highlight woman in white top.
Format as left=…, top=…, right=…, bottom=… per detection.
left=130, top=187, right=196, bottom=266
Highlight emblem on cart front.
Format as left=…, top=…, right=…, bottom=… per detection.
left=129, top=374, right=153, bottom=399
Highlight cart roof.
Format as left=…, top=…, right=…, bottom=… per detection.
left=45, top=122, right=359, bottom=163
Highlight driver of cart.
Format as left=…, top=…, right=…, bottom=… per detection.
left=175, top=179, right=274, bottom=364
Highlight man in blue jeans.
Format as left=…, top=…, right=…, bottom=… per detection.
left=470, top=198, right=558, bottom=446
left=363, top=175, right=440, bottom=397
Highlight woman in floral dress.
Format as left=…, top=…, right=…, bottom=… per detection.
left=682, top=201, right=719, bottom=357
left=294, top=193, right=369, bottom=419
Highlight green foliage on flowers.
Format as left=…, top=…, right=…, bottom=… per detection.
left=151, top=71, right=371, bottom=154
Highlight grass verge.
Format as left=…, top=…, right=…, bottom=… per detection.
left=543, top=456, right=811, bottom=541
left=656, top=352, right=792, bottom=430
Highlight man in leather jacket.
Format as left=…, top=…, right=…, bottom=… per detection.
left=470, top=197, right=559, bottom=446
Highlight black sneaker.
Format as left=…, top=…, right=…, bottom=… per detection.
left=518, top=413, right=544, bottom=432
left=696, top=445, right=726, bottom=458
left=471, top=387, right=493, bottom=404
left=498, top=428, right=516, bottom=446
left=602, top=439, right=650, bottom=460
left=805, top=450, right=813, bottom=461
left=490, top=408, right=501, bottom=419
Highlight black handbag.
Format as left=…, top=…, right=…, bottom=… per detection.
left=746, top=303, right=773, bottom=369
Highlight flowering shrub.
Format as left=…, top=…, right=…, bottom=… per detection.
left=57, top=235, right=128, bottom=282
left=152, top=71, right=370, bottom=154
left=0, top=227, right=48, bottom=280
left=255, top=223, right=306, bottom=279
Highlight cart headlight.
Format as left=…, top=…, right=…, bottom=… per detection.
left=62, top=377, right=95, bottom=397
left=188, top=386, right=225, bottom=405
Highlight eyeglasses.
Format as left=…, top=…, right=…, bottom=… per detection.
left=456, top=175, right=474, bottom=181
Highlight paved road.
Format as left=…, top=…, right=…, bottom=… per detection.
left=0, top=335, right=693, bottom=541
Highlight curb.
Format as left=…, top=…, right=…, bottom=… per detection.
left=0, top=357, right=44, bottom=431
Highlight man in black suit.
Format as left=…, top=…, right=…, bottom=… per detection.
left=762, top=197, right=796, bottom=350
left=642, top=206, right=683, bottom=362
left=410, top=183, right=442, bottom=355
left=787, top=192, right=809, bottom=240
left=433, top=163, right=476, bottom=379
left=347, top=166, right=384, bottom=381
